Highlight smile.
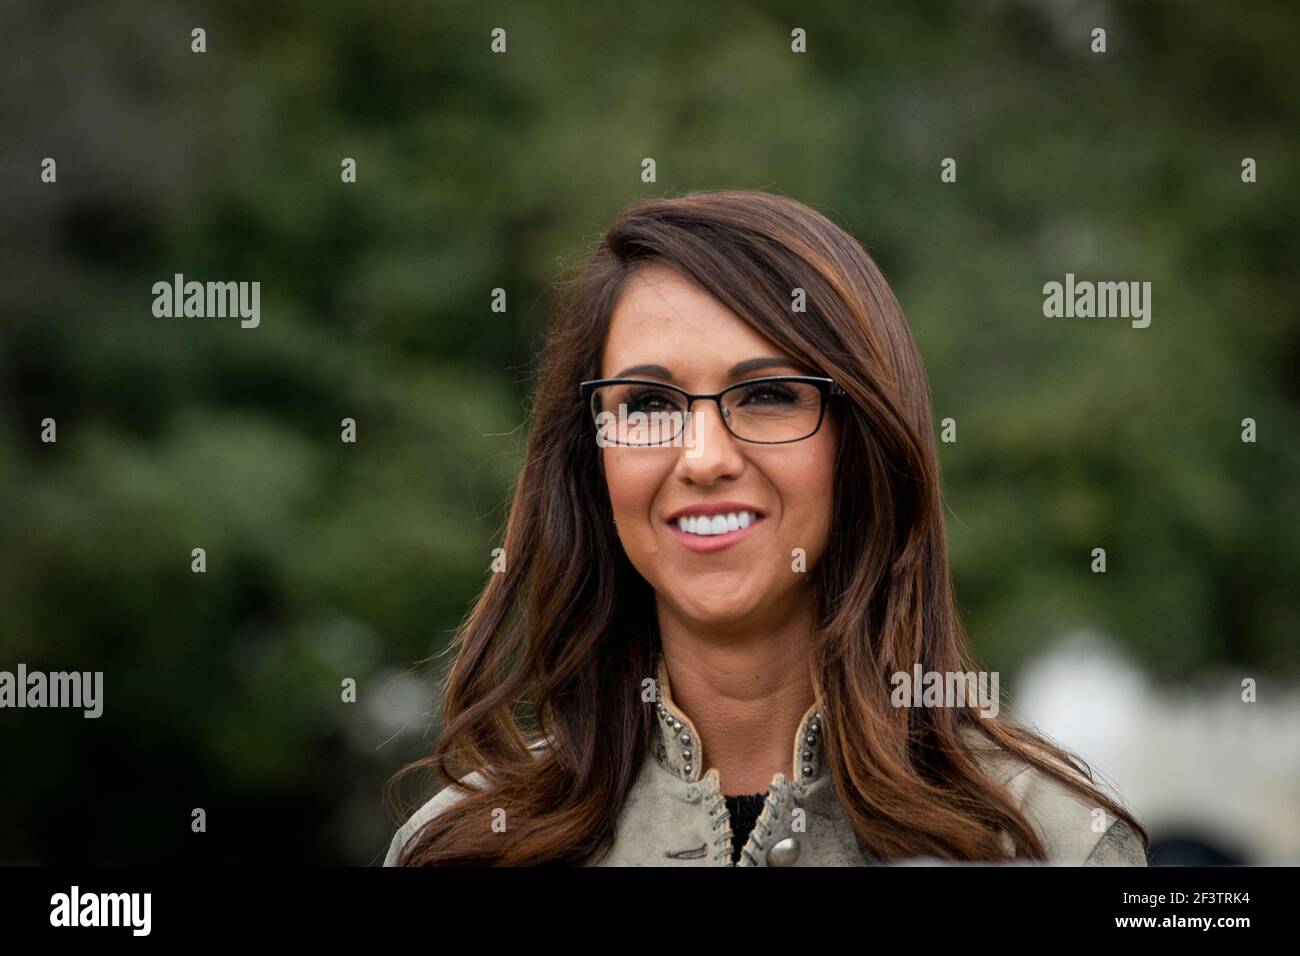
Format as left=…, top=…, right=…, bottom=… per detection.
left=675, top=511, right=758, bottom=535
left=667, top=511, right=765, bottom=553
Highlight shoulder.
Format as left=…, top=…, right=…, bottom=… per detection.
left=960, top=725, right=1148, bottom=866
left=383, top=737, right=550, bottom=866
left=383, top=769, right=489, bottom=866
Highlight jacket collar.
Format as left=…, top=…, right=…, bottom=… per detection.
left=650, top=652, right=826, bottom=787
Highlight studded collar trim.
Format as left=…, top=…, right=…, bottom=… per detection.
left=650, top=652, right=825, bottom=787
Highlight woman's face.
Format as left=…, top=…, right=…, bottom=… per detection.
left=597, top=263, right=839, bottom=631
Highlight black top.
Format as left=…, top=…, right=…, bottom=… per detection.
left=724, top=792, right=768, bottom=863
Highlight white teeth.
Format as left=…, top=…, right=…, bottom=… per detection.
left=675, top=511, right=759, bottom=536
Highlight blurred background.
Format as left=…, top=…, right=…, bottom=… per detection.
left=0, top=0, right=1296, bottom=864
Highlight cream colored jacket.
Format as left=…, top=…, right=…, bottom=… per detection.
left=386, top=657, right=1148, bottom=867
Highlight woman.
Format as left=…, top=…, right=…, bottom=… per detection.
left=383, top=190, right=1149, bottom=866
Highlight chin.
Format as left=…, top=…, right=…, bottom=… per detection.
left=669, top=587, right=765, bottom=625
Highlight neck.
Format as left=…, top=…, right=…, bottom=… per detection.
left=657, top=603, right=817, bottom=796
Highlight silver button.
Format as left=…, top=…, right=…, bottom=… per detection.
left=767, top=836, right=801, bottom=866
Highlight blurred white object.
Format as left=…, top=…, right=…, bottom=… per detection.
left=1012, top=630, right=1300, bottom=864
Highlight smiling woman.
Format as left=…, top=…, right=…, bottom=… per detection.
left=590, top=263, right=843, bottom=647
left=383, top=189, right=1149, bottom=867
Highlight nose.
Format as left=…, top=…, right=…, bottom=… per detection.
left=675, top=400, right=744, bottom=481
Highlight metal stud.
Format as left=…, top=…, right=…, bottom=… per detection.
left=800, top=711, right=822, bottom=780
left=767, top=837, right=801, bottom=867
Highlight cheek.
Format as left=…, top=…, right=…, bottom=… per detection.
left=601, top=449, right=667, bottom=530
left=601, top=451, right=679, bottom=589
left=773, top=436, right=837, bottom=551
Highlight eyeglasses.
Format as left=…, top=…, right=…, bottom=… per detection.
left=578, top=375, right=845, bottom=446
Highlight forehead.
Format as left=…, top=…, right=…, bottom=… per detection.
left=601, top=264, right=783, bottom=376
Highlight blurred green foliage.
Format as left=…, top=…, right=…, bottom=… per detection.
left=0, top=0, right=1295, bottom=862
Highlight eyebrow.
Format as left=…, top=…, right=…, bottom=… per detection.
left=612, top=357, right=808, bottom=380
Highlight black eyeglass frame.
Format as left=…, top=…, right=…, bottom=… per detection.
left=577, top=375, right=846, bottom=446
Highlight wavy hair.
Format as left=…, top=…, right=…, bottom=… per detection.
left=385, top=189, right=1148, bottom=865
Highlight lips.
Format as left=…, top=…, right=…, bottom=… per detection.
left=664, top=503, right=767, bottom=553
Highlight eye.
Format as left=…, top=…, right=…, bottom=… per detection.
left=736, top=382, right=798, bottom=405
left=625, top=388, right=683, bottom=414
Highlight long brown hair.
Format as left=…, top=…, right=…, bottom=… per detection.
left=385, top=189, right=1148, bottom=865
